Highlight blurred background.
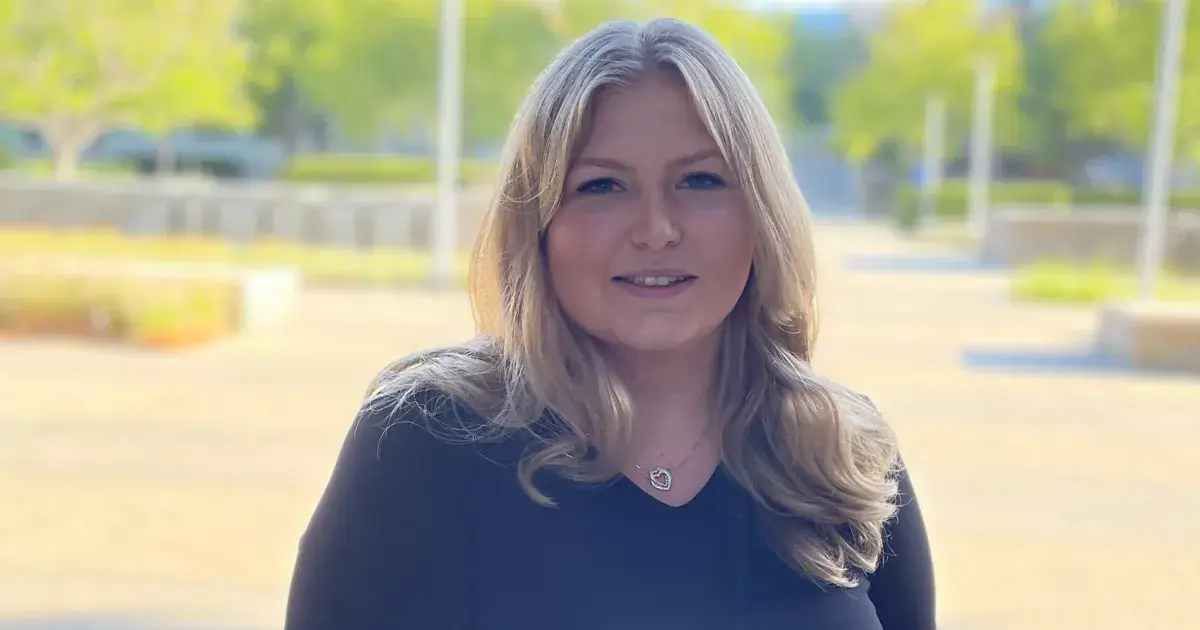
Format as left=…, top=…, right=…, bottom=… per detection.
left=0, top=0, right=1197, bottom=629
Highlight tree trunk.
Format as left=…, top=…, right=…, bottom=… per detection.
left=44, top=119, right=100, bottom=183
left=51, top=138, right=84, bottom=182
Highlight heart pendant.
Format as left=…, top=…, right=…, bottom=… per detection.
left=648, top=467, right=672, bottom=491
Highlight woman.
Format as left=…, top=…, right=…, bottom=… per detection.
left=285, top=18, right=934, bottom=630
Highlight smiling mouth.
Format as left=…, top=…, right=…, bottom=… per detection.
left=613, top=274, right=697, bottom=287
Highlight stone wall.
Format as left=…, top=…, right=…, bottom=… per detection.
left=0, top=176, right=494, bottom=251
left=982, top=205, right=1200, bottom=273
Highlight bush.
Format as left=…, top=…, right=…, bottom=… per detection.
left=122, top=279, right=237, bottom=348
left=890, top=180, right=1200, bottom=231
left=8, top=158, right=138, bottom=179
left=1068, top=187, right=1200, bottom=210
left=895, top=179, right=1073, bottom=230
left=1010, top=260, right=1200, bottom=305
left=0, top=269, right=238, bottom=349
left=283, top=154, right=499, bottom=186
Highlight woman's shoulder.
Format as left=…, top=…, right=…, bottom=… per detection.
left=348, top=343, right=531, bottom=473
left=363, top=337, right=503, bottom=402
left=360, top=386, right=483, bottom=437
left=353, top=387, right=490, bottom=462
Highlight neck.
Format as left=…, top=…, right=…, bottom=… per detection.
left=605, top=332, right=720, bottom=438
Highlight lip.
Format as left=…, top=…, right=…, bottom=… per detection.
left=613, top=268, right=693, bottom=278
left=611, top=269, right=697, bottom=299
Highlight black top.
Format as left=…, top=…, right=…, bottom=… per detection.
left=285, top=393, right=936, bottom=630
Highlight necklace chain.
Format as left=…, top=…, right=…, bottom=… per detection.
left=631, top=417, right=715, bottom=492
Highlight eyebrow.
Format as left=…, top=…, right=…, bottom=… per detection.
left=575, top=148, right=724, bottom=172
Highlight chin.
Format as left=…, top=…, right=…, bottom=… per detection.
left=609, top=322, right=714, bottom=354
left=614, top=335, right=693, bottom=353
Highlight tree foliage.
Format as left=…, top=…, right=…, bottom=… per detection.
left=788, top=24, right=867, bottom=126
left=244, top=0, right=438, bottom=142
left=245, top=0, right=559, bottom=146
left=0, top=0, right=253, bottom=179
left=462, top=1, right=560, bottom=145
left=0, top=0, right=798, bottom=173
left=1041, top=0, right=1200, bottom=159
left=830, top=0, right=1023, bottom=164
left=244, top=0, right=797, bottom=148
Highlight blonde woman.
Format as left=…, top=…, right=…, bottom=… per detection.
left=285, top=18, right=934, bottom=630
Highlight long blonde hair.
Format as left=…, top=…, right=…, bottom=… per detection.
left=369, top=18, right=900, bottom=588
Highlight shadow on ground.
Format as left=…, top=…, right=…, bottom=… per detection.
left=844, top=252, right=1008, bottom=274
left=960, top=344, right=1198, bottom=379
left=960, top=344, right=1129, bottom=375
left=0, top=617, right=264, bottom=630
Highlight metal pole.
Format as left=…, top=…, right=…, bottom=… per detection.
left=432, top=0, right=464, bottom=288
left=1138, top=0, right=1188, bottom=301
left=919, top=93, right=946, bottom=228
left=968, top=56, right=996, bottom=240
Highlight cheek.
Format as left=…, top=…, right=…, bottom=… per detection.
left=691, top=213, right=755, bottom=318
left=695, top=204, right=755, bottom=280
left=547, top=219, right=594, bottom=276
left=545, top=217, right=610, bottom=313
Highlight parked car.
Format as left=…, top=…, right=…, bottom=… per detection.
left=0, top=121, right=49, bottom=160
left=85, top=126, right=285, bottom=179
left=1, top=121, right=284, bottom=180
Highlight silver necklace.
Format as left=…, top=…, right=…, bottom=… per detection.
left=631, top=421, right=713, bottom=492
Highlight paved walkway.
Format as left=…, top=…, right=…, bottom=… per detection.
left=0, top=222, right=1196, bottom=630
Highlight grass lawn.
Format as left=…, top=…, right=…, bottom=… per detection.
left=1011, top=260, right=1200, bottom=304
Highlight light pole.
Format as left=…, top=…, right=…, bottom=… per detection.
left=918, top=93, right=946, bottom=228
left=967, top=57, right=996, bottom=239
left=1137, top=0, right=1189, bottom=301
left=967, top=16, right=997, bottom=241
left=432, top=0, right=464, bottom=288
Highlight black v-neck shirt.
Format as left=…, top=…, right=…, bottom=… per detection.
left=284, top=394, right=936, bottom=630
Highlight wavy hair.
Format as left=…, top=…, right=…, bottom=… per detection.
left=368, top=18, right=901, bottom=588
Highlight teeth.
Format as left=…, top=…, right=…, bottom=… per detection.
left=628, top=276, right=685, bottom=286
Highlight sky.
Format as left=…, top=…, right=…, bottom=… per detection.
left=744, top=0, right=911, bottom=6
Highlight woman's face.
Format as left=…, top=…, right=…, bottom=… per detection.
left=545, top=74, right=755, bottom=354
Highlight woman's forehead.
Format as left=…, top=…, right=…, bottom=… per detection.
left=569, top=79, right=716, bottom=164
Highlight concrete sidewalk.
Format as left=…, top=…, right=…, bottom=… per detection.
left=1, top=222, right=1196, bottom=630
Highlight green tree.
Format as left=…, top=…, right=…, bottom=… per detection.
left=242, top=0, right=335, bottom=151
left=243, top=0, right=792, bottom=153
left=788, top=23, right=868, bottom=126
left=245, top=0, right=557, bottom=148
left=1041, top=0, right=1200, bottom=160
left=245, top=0, right=439, bottom=144
left=463, top=0, right=559, bottom=146
left=830, top=0, right=1023, bottom=164
left=0, top=0, right=254, bottom=180
left=1010, top=8, right=1072, bottom=174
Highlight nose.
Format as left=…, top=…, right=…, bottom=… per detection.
left=629, top=190, right=681, bottom=249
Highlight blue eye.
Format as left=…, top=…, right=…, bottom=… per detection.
left=679, top=172, right=726, bottom=189
left=576, top=178, right=624, bottom=195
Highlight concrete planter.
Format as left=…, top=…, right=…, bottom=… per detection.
left=1097, top=301, right=1200, bottom=373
